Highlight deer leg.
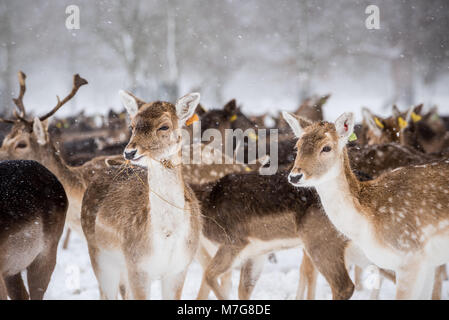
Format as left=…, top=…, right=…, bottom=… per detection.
left=196, top=245, right=213, bottom=300
left=396, top=262, right=433, bottom=299
left=296, top=251, right=317, bottom=300
left=126, top=264, right=150, bottom=300
left=238, top=255, right=265, bottom=300
left=354, top=266, right=363, bottom=291
left=205, top=244, right=243, bottom=300
left=162, top=270, right=188, bottom=300
left=26, top=247, right=57, bottom=300
left=432, top=265, right=446, bottom=300
left=4, top=273, right=29, bottom=300
left=220, top=271, right=233, bottom=299
left=62, top=228, right=71, bottom=250
left=0, top=276, right=7, bottom=300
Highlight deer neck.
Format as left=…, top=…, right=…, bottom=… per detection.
left=42, top=143, right=84, bottom=198
left=313, top=148, right=368, bottom=241
left=147, top=152, right=185, bottom=210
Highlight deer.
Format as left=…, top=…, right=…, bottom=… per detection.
left=283, top=110, right=449, bottom=299
left=0, top=71, right=125, bottom=249
left=190, top=166, right=393, bottom=300
left=0, top=160, right=68, bottom=299
left=80, top=91, right=202, bottom=300
left=362, top=104, right=449, bottom=155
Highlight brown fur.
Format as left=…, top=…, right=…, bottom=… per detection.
left=287, top=113, right=449, bottom=299
left=0, top=160, right=68, bottom=299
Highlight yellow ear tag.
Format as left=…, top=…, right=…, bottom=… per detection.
left=398, top=116, right=408, bottom=129
left=348, top=132, right=357, bottom=142
left=374, top=117, right=384, bottom=129
left=244, top=166, right=252, bottom=172
left=248, top=132, right=258, bottom=141
left=411, top=112, right=422, bottom=123
left=229, top=114, right=237, bottom=122
left=186, top=113, right=199, bottom=126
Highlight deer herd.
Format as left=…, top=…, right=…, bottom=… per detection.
left=0, top=71, right=448, bottom=300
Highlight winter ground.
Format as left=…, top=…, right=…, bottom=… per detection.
left=41, top=228, right=449, bottom=300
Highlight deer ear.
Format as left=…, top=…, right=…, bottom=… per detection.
left=335, top=112, right=355, bottom=143
left=362, top=107, right=382, bottom=137
left=119, top=90, right=139, bottom=118
left=223, top=99, right=237, bottom=114
left=392, top=105, right=401, bottom=118
left=175, top=92, right=200, bottom=124
left=33, top=117, right=48, bottom=145
left=282, top=111, right=311, bottom=137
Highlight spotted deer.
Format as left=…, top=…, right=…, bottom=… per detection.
left=284, top=111, right=449, bottom=299
left=0, top=160, right=68, bottom=299
left=80, top=91, right=202, bottom=299
left=191, top=167, right=393, bottom=300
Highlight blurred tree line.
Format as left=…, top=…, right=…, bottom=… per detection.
left=0, top=0, right=448, bottom=117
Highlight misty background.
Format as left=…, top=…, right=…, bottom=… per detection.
left=1, top=0, right=448, bottom=121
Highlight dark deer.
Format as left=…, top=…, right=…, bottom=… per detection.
left=0, top=160, right=68, bottom=299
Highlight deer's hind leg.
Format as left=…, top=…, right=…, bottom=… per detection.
left=396, top=262, right=434, bottom=299
left=238, top=255, right=265, bottom=300
left=5, top=273, right=29, bottom=300
left=26, top=245, right=58, bottom=300
left=205, top=244, right=245, bottom=300
left=0, top=276, right=7, bottom=300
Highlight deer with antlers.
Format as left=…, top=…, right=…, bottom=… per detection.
left=0, top=71, right=100, bottom=246
left=283, top=111, right=449, bottom=299
left=80, top=91, right=202, bottom=299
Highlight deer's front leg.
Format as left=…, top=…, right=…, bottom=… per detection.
left=162, top=270, right=188, bottom=300
left=205, top=244, right=244, bottom=300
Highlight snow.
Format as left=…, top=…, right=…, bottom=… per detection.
left=43, top=228, right=449, bottom=300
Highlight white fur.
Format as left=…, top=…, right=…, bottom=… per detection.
left=139, top=158, right=192, bottom=279
left=33, top=117, right=47, bottom=145
left=175, top=92, right=200, bottom=124
left=282, top=111, right=303, bottom=138
left=119, top=90, right=138, bottom=117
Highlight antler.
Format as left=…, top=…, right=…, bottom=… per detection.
left=0, top=117, right=15, bottom=124
left=12, top=71, right=27, bottom=118
left=39, top=74, right=88, bottom=121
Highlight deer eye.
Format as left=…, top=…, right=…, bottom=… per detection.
left=16, top=141, right=28, bottom=149
left=321, top=146, right=331, bottom=153
left=158, top=125, right=169, bottom=131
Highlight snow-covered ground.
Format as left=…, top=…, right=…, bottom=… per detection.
left=42, top=228, right=449, bottom=300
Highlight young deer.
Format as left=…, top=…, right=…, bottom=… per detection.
left=283, top=111, right=449, bottom=299
left=191, top=170, right=370, bottom=300
left=80, top=91, right=202, bottom=299
left=0, top=160, right=68, bottom=299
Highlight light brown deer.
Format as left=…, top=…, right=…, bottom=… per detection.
left=80, top=91, right=202, bottom=299
left=0, top=160, right=68, bottom=299
left=283, top=111, right=449, bottom=299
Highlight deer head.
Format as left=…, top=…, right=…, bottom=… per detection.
left=120, top=91, right=200, bottom=167
left=361, top=105, right=423, bottom=145
left=0, top=71, right=88, bottom=162
left=282, top=111, right=355, bottom=187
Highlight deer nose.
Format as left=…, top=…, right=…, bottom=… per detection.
left=288, top=172, right=303, bottom=185
left=124, top=149, right=137, bottom=160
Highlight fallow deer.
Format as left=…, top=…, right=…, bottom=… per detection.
left=190, top=168, right=389, bottom=300
left=284, top=111, right=449, bottom=299
left=0, top=160, right=68, bottom=299
left=80, top=91, right=202, bottom=299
